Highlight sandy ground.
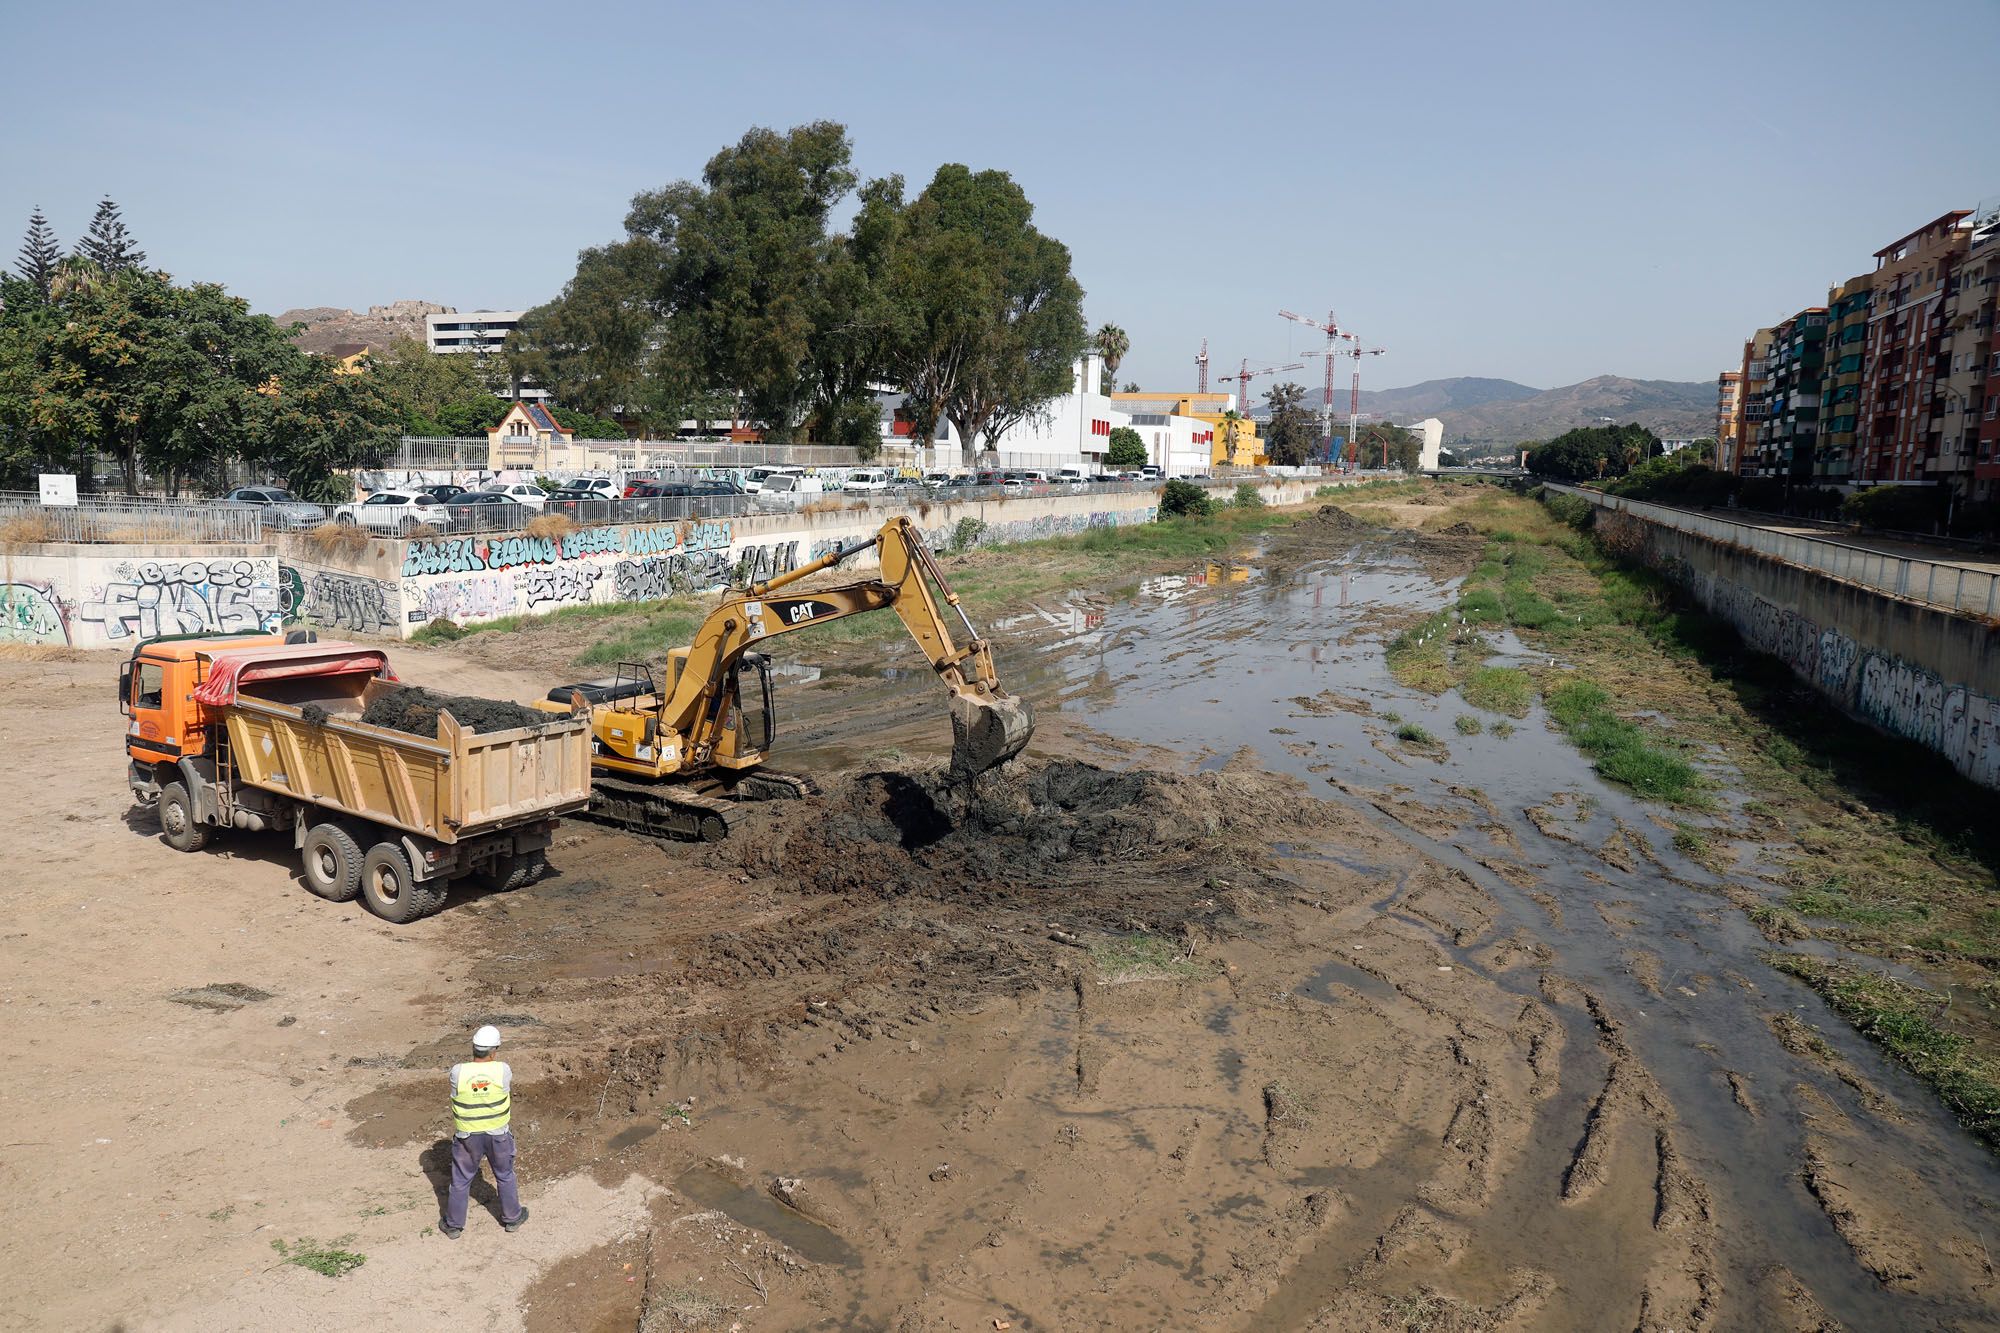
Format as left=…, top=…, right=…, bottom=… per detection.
left=4, top=495, right=1999, bottom=1331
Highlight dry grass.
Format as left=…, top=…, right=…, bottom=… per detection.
left=404, top=523, right=442, bottom=539
left=0, top=512, right=63, bottom=544
left=301, top=522, right=371, bottom=558
left=525, top=512, right=577, bottom=539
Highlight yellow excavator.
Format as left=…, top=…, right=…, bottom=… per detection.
left=542, top=516, right=1034, bottom=841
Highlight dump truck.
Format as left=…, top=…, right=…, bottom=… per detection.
left=121, top=633, right=592, bottom=922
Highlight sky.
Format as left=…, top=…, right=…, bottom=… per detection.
left=5, top=0, right=1997, bottom=394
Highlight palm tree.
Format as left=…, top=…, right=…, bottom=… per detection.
left=48, top=254, right=105, bottom=301
left=1221, top=410, right=1242, bottom=465
left=1094, top=324, right=1129, bottom=383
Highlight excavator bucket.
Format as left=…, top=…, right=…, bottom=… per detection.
left=948, top=691, right=1035, bottom=779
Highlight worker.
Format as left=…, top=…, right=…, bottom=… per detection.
left=440, top=1024, right=528, bottom=1238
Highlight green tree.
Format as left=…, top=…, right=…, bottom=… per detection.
left=886, top=164, right=1087, bottom=465
left=1262, top=381, right=1316, bottom=467
left=1106, top=424, right=1147, bottom=468
left=75, top=196, right=146, bottom=273
left=1121, top=381, right=1140, bottom=393
left=1526, top=422, right=1661, bottom=481
left=504, top=238, right=665, bottom=422
left=1356, top=422, right=1421, bottom=472
left=363, top=337, right=496, bottom=432
left=626, top=121, right=862, bottom=442
left=255, top=360, right=399, bottom=501
left=1159, top=478, right=1213, bottom=517
left=550, top=409, right=627, bottom=440
left=15, top=207, right=61, bottom=296
left=1094, top=323, right=1128, bottom=382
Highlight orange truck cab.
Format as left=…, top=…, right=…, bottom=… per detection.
left=120, top=630, right=592, bottom=923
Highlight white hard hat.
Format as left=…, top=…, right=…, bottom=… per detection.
left=472, top=1025, right=502, bottom=1050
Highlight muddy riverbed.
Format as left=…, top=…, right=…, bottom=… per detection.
left=8, top=498, right=1998, bottom=1331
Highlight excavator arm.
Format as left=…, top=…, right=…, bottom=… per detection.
left=609, top=516, right=1032, bottom=780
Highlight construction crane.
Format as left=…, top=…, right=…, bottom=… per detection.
left=1217, top=358, right=1305, bottom=416
left=1341, top=343, right=1388, bottom=466
left=1194, top=339, right=1209, bottom=394
left=1280, top=309, right=1356, bottom=456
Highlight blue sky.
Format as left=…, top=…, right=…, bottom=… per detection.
left=5, top=0, right=1996, bottom=392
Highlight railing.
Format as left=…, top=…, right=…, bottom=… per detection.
left=1545, top=482, right=1999, bottom=618
left=0, top=491, right=266, bottom=544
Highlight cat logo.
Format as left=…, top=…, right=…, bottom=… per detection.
left=770, top=598, right=839, bottom=626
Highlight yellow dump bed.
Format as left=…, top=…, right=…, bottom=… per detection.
left=197, top=645, right=591, bottom=843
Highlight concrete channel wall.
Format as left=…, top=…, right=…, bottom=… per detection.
left=3, top=478, right=1327, bottom=648
left=1548, top=483, right=2000, bottom=790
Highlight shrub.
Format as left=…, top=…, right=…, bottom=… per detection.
left=1842, top=484, right=1947, bottom=534
left=525, top=512, right=577, bottom=540
left=1543, top=494, right=1594, bottom=530
left=1454, top=715, right=1482, bottom=735
left=302, top=522, right=370, bottom=558
left=1159, top=479, right=1214, bottom=518
left=1395, top=722, right=1436, bottom=744
left=1231, top=482, right=1265, bottom=510
left=951, top=516, right=987, bottom=552
left=0, top=512, right=63, bottom=544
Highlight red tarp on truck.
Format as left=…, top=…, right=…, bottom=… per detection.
left=192, top=642, right=394, bottom=708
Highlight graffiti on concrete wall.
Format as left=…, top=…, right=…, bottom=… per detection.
left=299, top=569, right=400, bottom=634
left=77, top=559, right=282, bottom=641
left=1679, top=553, right=2000, bottom=789
left=0, top=581, right=70, bottom=645
left=413, top=574, right=515, bottom=626
left=400, top=521, right=733, bottom=579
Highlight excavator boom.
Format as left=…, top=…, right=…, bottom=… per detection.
left=551, top=516, right=1033, bottom=840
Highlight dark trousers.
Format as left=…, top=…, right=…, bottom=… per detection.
left=446, top=1130, right=521, bottom=1229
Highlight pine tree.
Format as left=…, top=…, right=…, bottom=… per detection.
left=16, top=206, right=62, bottom=294
left=76, top=196, right=146, bottom=273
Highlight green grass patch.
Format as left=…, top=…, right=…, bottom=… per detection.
left=1090, top=933, right=1200, bottom=982
left=1490, top=720, right=1515, bottom=738
left=1786, top=882, right=1928, bottom=929
left=1768, top=955, right=2000, bottom=1149
left=1385, top=612, right=1455, bottom=693
left=576, top=604, right=707, bottom=666
left=1395, top=722, right=1435, bottom=744
left=1544, top=678, right=1701, bottom=802
left=271, top=1234, right=367, bottom=1278
left=1461, top=666, right=1533, bottom=717
left=1453, top=715, right=1482, bottom=735
left=1457, top=587, right=1505, bottom=623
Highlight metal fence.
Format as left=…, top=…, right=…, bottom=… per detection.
left=0, top=491, right=265, bottom=544
left=1546, top=482, right=2000, bottom=618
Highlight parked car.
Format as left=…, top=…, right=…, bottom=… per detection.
left=921, top=471, right=955, bottom=488
left=1001, top=476, right=1026, bottom=493
left=216, top=487, right=326, bottom=531
left=412, top=483, right=467, bottom=506
left=1140, top=465, right=1164, bottom=480
left=751, top=474, right=826, bottom=510
left=1054, top=468, right=1091, bottom=487
left=441, top=491, right=531, bottom=530
left=974, top=470, right=1002, bottom=487
left=621, top=471, right=660, bottom=498
left=945, top=474, right=977, bottom=488
left=556, top=476, right=619, bottom=500
left=480, top=482, right=549, bottom=511
left=843, top=469, right=893, bottom=493
left=1020, top=469, right=1051, bottom=484
left=548, top=482, right=612, bottom=503
left=333, top=491, right=451, bottom=534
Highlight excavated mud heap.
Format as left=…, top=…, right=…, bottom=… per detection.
left=360, top=684, right=551, bottom=736
left=733, top=758, right=1327, bottom=934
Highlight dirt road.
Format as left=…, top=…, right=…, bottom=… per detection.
left=4, top=495, right=1998, bottom=1330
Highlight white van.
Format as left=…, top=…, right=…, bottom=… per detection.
left=844, top=469, right=893, bottom=493
left=752, top=473, right=826, bottom=509
left=1054, top=468, right=1091, bottom=487
left=1020, top=469, right=1051, bottom=484
left=743, top=466, right=806, bottom=494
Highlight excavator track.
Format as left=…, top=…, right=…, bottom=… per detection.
left=581, top=769, right=820, bottom=843
left=584, top=774, right=748, bottom=844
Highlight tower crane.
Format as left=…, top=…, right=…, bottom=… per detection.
left=1216, top=360, right=1303, bottom=466
left=1342, top=343, right=1388, bottom=466
left=1280, top=309, right=1356, bottom=455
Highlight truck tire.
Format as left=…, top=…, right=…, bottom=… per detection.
left=473, top=849, right=545, bottom=893
left=360, top=843, right=445, bottom=924
left=301, top=823, right=363, bottom=902
left=159, top=781, right=209, bottom=853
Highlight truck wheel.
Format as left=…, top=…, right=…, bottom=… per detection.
left=301, top=823, right=363, bottom=902
left=159, top=782, right=209, bottom=853
left=505, top=849, right=548, bottom=890
left=360, top=843, right=445, bottom=924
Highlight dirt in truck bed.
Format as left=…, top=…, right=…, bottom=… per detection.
left=358, top=683, right=554, bottom=736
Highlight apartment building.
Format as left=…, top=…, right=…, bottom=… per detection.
left=1859, top=211, right=1971, bottom=484
left=1715, top=371, right=1743, bottom=470
left=1941, top=199, right=2000, bottom=500
left=1816, top=274, right=1873, bottom=485
left=1735, top=328, right=1775, bottom=476
left=1764, top=307, right=1827, bottom=481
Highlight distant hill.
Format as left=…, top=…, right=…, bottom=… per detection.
left=1251, top=374, right=1713, bottom=448
left=271, top=300, right=452, bottom=355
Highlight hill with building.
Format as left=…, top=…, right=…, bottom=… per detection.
left=1246, top=373, right=1712, bottom=448
left=271, top=300, right=453, bottom=355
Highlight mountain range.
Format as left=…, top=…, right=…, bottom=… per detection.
left=1252, top=375, right=1716, bottom=451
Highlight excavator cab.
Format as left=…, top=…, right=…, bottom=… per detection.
left=723, top=653, right=777, bottom=762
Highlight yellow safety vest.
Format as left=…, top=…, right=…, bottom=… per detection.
left=452, top=1061, right=511, bottom=1135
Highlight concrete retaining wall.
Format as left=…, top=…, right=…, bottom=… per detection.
left=1, top=546, right=284, bottom=648
left=1582, top=499, right=2000, bottom=790
left=286, top=478, right=1325, bottom=640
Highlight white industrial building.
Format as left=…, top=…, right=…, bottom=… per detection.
left=918, top=353, right=1214, bottom=475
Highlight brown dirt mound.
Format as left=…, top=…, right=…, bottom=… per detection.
left=360, top=684, right=551, bottom=736
left=1438, top=521, right=1478, bottom=536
